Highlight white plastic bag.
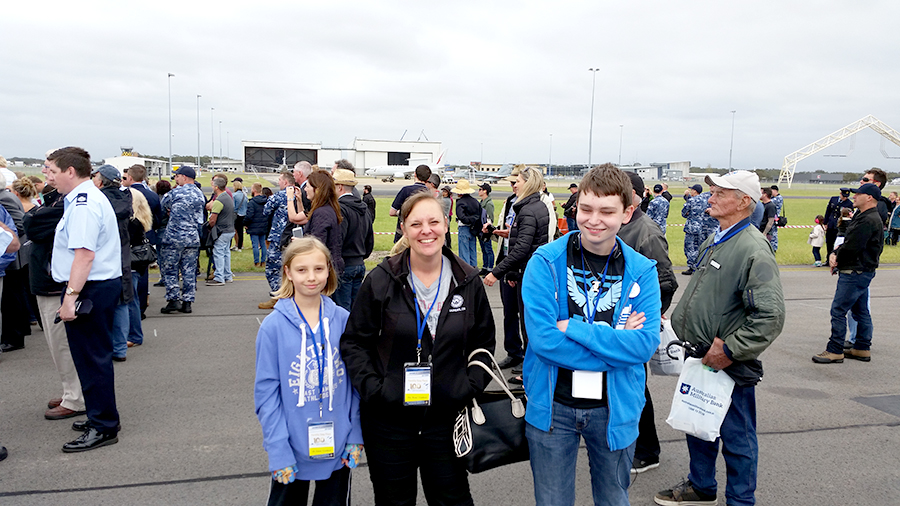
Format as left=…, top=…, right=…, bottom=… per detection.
left=665, top=357, right=735, bottom=442
left=649, top=319, right=683, bottom=376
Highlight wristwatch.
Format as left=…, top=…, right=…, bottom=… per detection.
left=65, top=286, right=80, bottom=296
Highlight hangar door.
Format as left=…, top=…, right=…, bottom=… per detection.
left=244, top=147, right=317, bottom=170
left=388, top=152, right=411, bottom=165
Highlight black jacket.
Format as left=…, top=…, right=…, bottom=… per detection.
left=339, top=194, right=374, bottom=267
left=491, top=192, right=550, bottom=281
left=244, top=194, right=270, bottom=235
left=22, top=190, right=65, bottom=296
left=617, top=207, right=678, bottom=313
left=340, top=247, right=496, bottom=419
left=362, top=191, right=376, bottom=222
left=305, top=205, right=344, bottom=275
left=100, top=186, right=133, bottom=304
left=561, top=191, right=578, bottom=218
left=835, top=206, right=883, bottom=272
left=454, top=194, right=482, bottom=232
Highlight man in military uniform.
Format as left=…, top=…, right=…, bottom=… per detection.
left=159, top=166, right=205, bottom=314
left=262, top=172, right=294, bottom=295
left=46, top=147, right=123, bottom=453
left=681, top=184, right=711, bottom=275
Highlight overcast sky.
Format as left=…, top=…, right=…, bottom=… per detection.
left=3, top=0, right=900, bottom=173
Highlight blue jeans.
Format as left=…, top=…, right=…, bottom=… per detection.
left=333, top=264, right=366, bottom=311
left=567, top=216, right=578, bottom=232
left=827, top=271, right=875, bottom=354
left=250, top=234, right=267, bottom=264
left=526, top=402, right=634, bottom=506
left=457, top=226, right=478, bottom=268
left=127, top=271, right=144, bottom=345
left=112, top=303, right=129, bottom=358
left=212, top=232, right=235, bottom=282
left=479, top=235, right=494, bottom=270
left=687, top=385, right=758, bottom=506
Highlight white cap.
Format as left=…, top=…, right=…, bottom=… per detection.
left=705, top=171, right=761, bottom=203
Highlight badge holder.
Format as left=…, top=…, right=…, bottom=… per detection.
left=307, top=421, right=335, bottom=460
left=403, top=362, right=432, bottom=406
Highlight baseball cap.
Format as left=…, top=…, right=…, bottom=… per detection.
left=690, top=184, right=703, bottom=194
left=849, top=182, right=882, bottom=199
left=233, top=177, right=243, bottom=182
left=704, top=170, right=761, bottom=203
left=568, top=183, right=578, bottom=189
left=173, top=166, right=196, bottom=179
left=478, top=182, right=492, bottom=193
left=91, top=164, right=121, bottom=182
left=333, top=168, right=358, bottom=186
left=653, top=184, right=663, bottom=193
left=626, top=172, right=644, bottom=196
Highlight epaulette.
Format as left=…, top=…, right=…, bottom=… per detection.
left=75, top=193, right=88, bottom=206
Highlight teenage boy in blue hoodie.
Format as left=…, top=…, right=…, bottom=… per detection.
left=521, top=164, right=661, bottom=506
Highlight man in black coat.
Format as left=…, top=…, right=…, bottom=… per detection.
left=333, top=169, right=373, bottom=311
left=824, top=189, right=854, bottom=257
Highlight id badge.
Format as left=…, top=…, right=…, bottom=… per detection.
left=572, top=370, right=604, bottom=400
left=307, top=421, right=335, bottom=459
left=403, top=363, right=432, bottom=406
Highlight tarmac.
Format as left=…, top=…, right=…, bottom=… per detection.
left=1, top=264, right=899, bottom=505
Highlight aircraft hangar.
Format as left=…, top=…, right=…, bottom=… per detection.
left=241, top=138, right=443, bottom=172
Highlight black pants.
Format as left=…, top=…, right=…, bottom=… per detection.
left=362, top=409, right=473, bottom=506
left=825, top=227, right=838, bottom=258
left=137, top=266, right=149, bottom=313
left=1, top=266, right=32, bottom=348
left=266, top=466, right=350, bottom=506
left=500, top=276, right=523, bottom=359
left=634, top=382, right=661, bottom=462
left=234, top=215, right=245, bottom=249
left=890, top=229, right=900, bottom=246
left=64, top=278, right=121, bottom=434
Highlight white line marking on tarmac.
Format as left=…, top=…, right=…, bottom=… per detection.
left=154, top=329, right=157, bottom=337
left=257, top=318, right=262, bottom=326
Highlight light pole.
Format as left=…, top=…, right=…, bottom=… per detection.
left=196, top=95, right=201, bottom=168
left=167, top=73, right=174, bottom=175
left=618, top=125, right=624, bottom=166
left=729, top=110, right=736, bottom=170
left=588, top=68, right=600, bottom=168
left=226, top=131, right=230, bottom=159
left=219, top=121, right=223, bottom=159
left=210, top=107, right=215, bottom=170
left=548, top=134, right=553, bottom=177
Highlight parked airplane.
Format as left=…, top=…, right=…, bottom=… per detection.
left=365, top=151, right=446, bottom=182
left=473, top=163, right=516, bottom=183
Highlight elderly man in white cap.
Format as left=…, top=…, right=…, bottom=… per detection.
left=655, top=170, right=785, bottom=506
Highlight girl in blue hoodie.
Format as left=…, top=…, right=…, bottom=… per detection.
left=254, top=237, right=363, bottom=506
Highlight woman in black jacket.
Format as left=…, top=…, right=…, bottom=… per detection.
left=303, top=171, right=344, bottom=276
left=484, top=167, right=549, bottom=382
left=340, top=191, right=495, bottom=506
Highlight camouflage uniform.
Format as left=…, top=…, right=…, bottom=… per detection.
left=160, top=183, right=205, bottom=302
left=769, top=194, right=782, bottom=252
left=682, top=192, right=713, bottom=267
left=263, top=189, right=289, bottom=291
left=646, top=196, right=669, bottom=233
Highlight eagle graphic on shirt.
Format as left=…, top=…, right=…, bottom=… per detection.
left=567, top=267, right=622, bottom=326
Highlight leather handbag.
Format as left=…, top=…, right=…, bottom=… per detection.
left=201, top=222, right=218, bottom=248
left=453, top=349, right=529, bottom=474
left=130, top=238, right=157, bottom=265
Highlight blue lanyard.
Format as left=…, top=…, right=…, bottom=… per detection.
left=580, top=236, right=615, bottom=324
left=693, top=221, right=751, bottom=269
left=294, top=297, right=325, bottom=418
left=409, top=256, right=444, bottom=363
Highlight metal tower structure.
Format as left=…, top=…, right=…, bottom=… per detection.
left=778, top=114, right=900, bottom=187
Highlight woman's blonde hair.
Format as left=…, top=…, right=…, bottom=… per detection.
left=274, top=237, right=339, bottom=298
left=129, top=188, right=153, bottom=232
left=11, top=178, right=36, bottom=199
left=233, top=180, right=243, bottom=191
left=389, top=191, right=447, bottom=256
left=517, top=167, right=544, bottom=200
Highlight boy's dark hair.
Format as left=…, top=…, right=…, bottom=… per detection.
left=865, top=168, right=887, bottom=188
left=47, top=147, right=91, bottom=178
left=414, top=164, right=432, bottom=183
left=578, top=163, right=632, bottom=210
left=762, top=187, right=773, bottom=199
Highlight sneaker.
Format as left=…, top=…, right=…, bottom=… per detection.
left=814, top=261, right=822, bottom=267
left=811, top=351, right=844, bottom=364
left=225, top=278, right=234, bottom=283
left=497, top=356, right=523, bottom=369
left=844, top=349, right=871, bottom=362
left=206, top=279, right=225, bottom=286
left=631, top=457, right=660, bottom=474
left=681, top=268, right=694, bottom=276
left=654, top=479, right=717, bottom=505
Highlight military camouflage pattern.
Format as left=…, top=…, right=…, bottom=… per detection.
left=265, top=245, right=283, bottom=292
left=160, top=245, right=200, bottom=302
left=264, top=189, right=289, bottom=245
left=161, top=184, right=205, bottom=247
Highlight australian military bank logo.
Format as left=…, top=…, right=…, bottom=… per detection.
left=680, top=383, right=691, bottom=395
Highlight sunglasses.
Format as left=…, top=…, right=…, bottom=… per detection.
left=861, top=177, right=871, bottom=182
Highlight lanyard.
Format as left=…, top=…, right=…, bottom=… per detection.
left=580, top=236, right=615, bottom=324
left=693, top=221, right=751, bottom=269
left=409, top=256, right=444, bottom=363
left=294, top=297, right=325, bottom=418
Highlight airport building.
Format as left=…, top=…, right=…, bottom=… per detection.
left=103, top=154, right=171, bottom=178
left=241, top=139, right=443, bottom=172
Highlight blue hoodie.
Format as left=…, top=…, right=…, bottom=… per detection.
left=254, top=296, right=363, bottom=479
left=521, top=233, right=661, bottom=451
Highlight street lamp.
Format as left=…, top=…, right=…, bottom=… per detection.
left=167, top=73, right=174, bottom=175
left=210, top=107, right=215, bottom=170
left=219, top=121, right=223, bottom=159
left=729, top=110, right=736, bottom=170
left=226, top=131, right=230, bottom=159
left=618, top=125, right=624, bottom=166
left=588, top=68, right=600, bottom=168
left=548, top=133, right=553, bottom=177
left=196, top=95, right=201, bottom=168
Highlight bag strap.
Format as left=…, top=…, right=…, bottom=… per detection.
left=466, top=348, right=520, bottom=402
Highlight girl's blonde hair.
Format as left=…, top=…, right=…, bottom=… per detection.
left=517, top=166, right=544, bottom=200
left=129, top=188, right=153, bottom=232
left=389, top=191, right=447, bottom=256
left=274, top=237, right=339, bottom=298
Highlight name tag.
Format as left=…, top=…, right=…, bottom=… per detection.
left=710, top=260, right=721, bottom=270
left=572, top=370, right=604, bottom=400
left=307, top=421, right=335, bottom=459
left=404, top=363, right=432, bottom=406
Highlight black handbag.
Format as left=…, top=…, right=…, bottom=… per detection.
left=130, top=239, right=157, bottom=265
left=453, top=349, right=529, bottom=474
left=201, top=222, right=218, bottom=248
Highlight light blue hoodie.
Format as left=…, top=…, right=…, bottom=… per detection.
left=254, top=296, right=363, bottom=479
left=522, top=233, right=661, bottom=451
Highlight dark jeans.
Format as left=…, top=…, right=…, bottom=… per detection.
left=361, top=409, right=472, bottom=506
left=266, top=466, right=350, bottom=506
left=64, top=278, right=122, bottom=434
left=812, top=247, right=821, bottom=262
left=234, top=215, right=244, bottom=249
left=333, top=264, right=366, bottom=311
left=827, top=270, right=875, bottom=354
left=479, top=235, right=494, bottom=270
left=890, top=228, right=900, bottom=246
left=500, top=276, right=524, bottom=359
left=634, top=381, right=660, bottom=462
left=566, top=216, right=578, bottom=232
left=687, top=385, right=757, bottom=506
